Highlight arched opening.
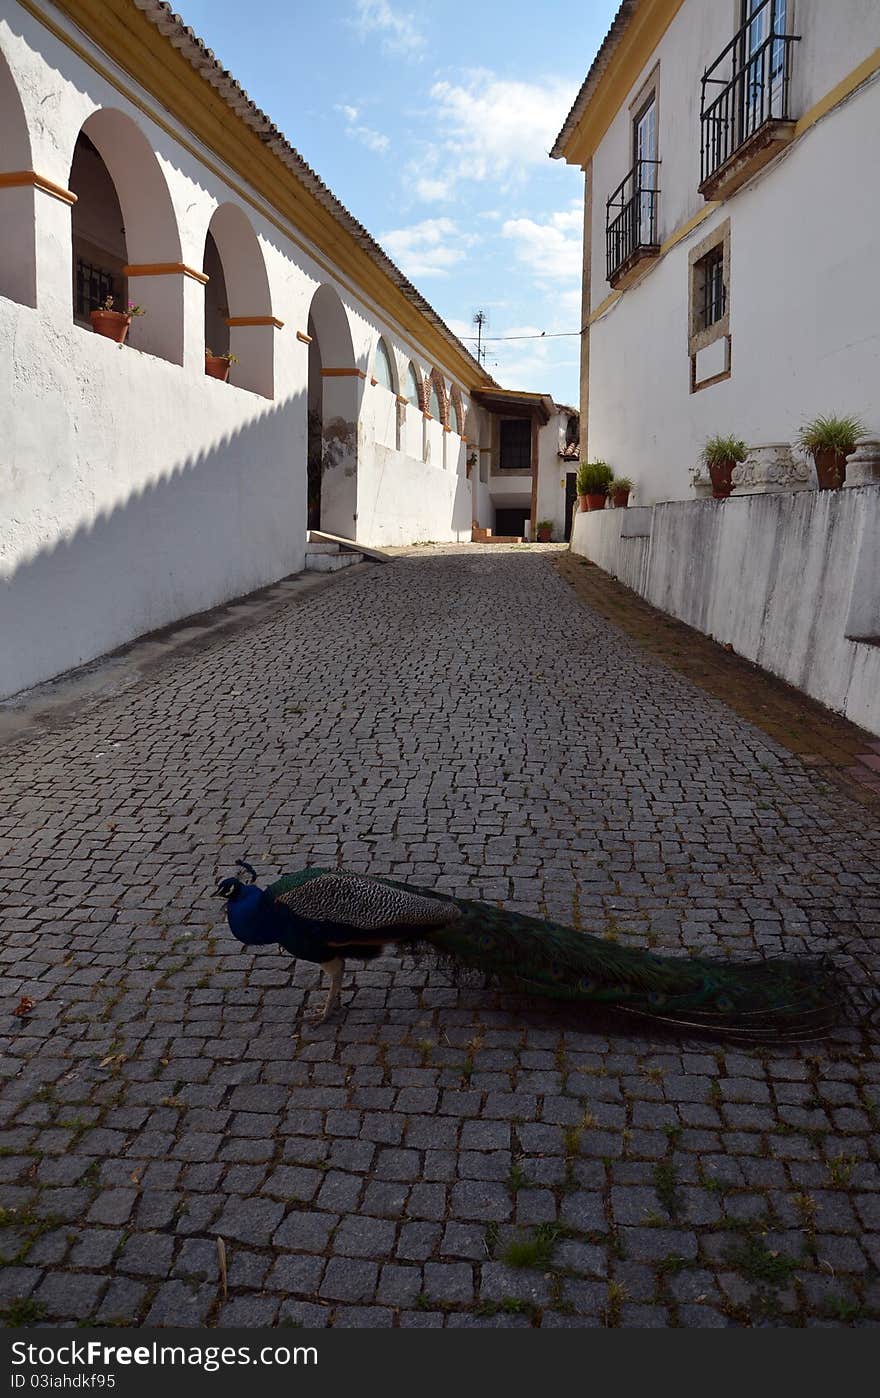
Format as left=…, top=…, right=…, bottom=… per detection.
left=403, top=361, right=423, bottom=460
left=427, top=369, right=448, bottom=427
left=203, top=230, right=230, bottom=357
left=373, top=337, right=398, bottom=451
left=70, top=133, right=126, bottom=326
left=450, top=386, right=464, bottom=437
left=307, top=283, right=361, bottom=538
left=374, top=337, right=396, bottom=392
left=69, top=108, right=182, bottom=362
left=424, top=368, right=447, bottom=468
left=448, top=385, right=465, bottom=475
left=0, top=45, right=36, bottom=306
left=203, top=202, right=274, bottom=397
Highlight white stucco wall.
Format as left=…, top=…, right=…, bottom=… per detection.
left=571, top=486, right=880, bottom=737
left=0, top=2, right=480, bottom=697
left=583, top=0, right=880, bottom=505
left=534, top=410, right=579, bottom=541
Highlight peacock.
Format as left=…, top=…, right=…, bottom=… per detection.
left=215, top=862, right=841, bottom=1041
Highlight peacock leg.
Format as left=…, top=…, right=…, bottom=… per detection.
left=318, top=957, right=345, bottom=1023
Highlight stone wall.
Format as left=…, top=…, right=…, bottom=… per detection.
left=570, top=481, right=880, bottom=737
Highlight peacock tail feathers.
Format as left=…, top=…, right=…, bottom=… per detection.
left=372, top=876, right=841, bottom=1042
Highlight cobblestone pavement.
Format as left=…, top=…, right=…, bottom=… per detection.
left=1, top=544, right=879, bottom=1329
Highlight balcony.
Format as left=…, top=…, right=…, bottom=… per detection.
left=699, top=0, right=800, bottom=200
left=606, top=159, right=660, bottom=288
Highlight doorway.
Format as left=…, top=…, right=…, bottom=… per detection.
left=564, top=472, right=578, bottom=541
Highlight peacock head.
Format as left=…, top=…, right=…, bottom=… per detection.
left=215, top=860, right=261, bottom=901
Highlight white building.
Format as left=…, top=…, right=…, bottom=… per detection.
left=1, top=0, right=536, bottom=700
left=469, top=391, right=580, bottom=543
left=553, top=0, right=879, bottom=505
left=551, top=0, right=880, bottom=738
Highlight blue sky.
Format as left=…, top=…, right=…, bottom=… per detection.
left=177, top=0, right=621, bottom=405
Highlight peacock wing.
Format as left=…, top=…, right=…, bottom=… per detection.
left=267, top=869, right=460, bottom=932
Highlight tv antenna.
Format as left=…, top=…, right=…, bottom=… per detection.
left=473, top=309, right=489, bottom=367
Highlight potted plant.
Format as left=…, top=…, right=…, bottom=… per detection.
left=797, top=414, right=866, bottom=491
left=702, top=435, right=748, bottom=500
left=205, top=349, right=239, bottom=382
left=576, top=460, right=614, bottom=511
left=535, top=519, right=553, bottom=542
left=89, top=295, right=146, bottom=343
left=610, top=476, right=634, bottom=508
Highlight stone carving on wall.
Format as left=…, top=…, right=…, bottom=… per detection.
left=688, top=464, right=714, bottom=498
left=843, top=439, right=880, bottom=488
left=731, top=443, right=812, bottom=495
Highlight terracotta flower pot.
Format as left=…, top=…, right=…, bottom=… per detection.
left=612, top=488, right=630, bottom=508
left=205, top=355, right=231, bottom=382
left=585, top=493, right=607, bottom=511
left=813, top=447, right=848, bottom=491
left=578, top=494, right=590, bottom=512
left=708, top=459, right=735, bottom=499
left=89, top=310, right=131, bottom=343
left=536, top=527, right=552, bottom=542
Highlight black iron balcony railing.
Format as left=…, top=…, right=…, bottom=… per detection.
left=605, top=159, right=660, bottom=283
left=700, top=0, right=799, bottom=188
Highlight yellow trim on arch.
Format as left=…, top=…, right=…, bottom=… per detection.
left=0, top=170, right=77, bottom=203
left=123, top=261, right=208, bottom=282
left=18, top=0, right=490, bottom=391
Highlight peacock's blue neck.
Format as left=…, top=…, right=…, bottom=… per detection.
left=226, top=886, right=281, bottom=946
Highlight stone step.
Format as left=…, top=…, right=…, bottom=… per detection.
left=304, top=550, right=363, bottom=572
left=305, top=541, right=343, bottom=555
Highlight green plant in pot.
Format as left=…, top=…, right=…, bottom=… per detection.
left=576, top=460, right=614, bottom=511
left=535, top=519, right=553, bottom=541
left=205, top=348, right=239, bottom=382
left=610, top=475, right=634, bottom=508
left=702, top=435, right=748, bottom=500
left=797, top=414, right=865, bottom=491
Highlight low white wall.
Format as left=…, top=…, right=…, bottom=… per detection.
left=0, top=295, right=306, bottom=699
left=571, top=487, right=880, bottom=737
left=357, top=446, right=471, bottom=546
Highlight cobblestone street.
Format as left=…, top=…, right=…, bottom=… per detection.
left=1, top=544, right=879, bottom=1328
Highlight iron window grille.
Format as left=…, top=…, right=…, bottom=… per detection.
left=498, top=419, right=531, bottom=471
left=75, top=257, right=120, bottom=320
left=697, top=246, right=726, bottom=331
left=605, top=159, right=661, bottom=282
left=700, top=0, right=799, bottom=187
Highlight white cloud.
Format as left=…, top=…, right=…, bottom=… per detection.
left=356, top=126, right=391, bottom=153
left=414, top=175, right=453, bottom=203
left=335, top=103, right=390, bottom=154
left=428, top=71, right=577, bottom=184
left=378, top=218, right=477, bottom=279
left=501, top=203, right=583, bottom=283
left=352, top=0, right=425, bottom=57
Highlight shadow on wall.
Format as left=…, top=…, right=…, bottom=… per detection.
left=0, top=390, right=306, bottom=700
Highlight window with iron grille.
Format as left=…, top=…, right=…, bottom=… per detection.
left=499, top=418, right=531, bottom=471
left=698, top=247, right=726, bottom=330
left=75, top=257, right=120, bottom=321
left=687, top=218, right=731, bottom=391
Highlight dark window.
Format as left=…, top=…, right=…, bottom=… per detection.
left=499, top=418, right=531, bottom=471
left=697, top=247, right=726, bottom=330
left=75, top=257, right=120, bottom=320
